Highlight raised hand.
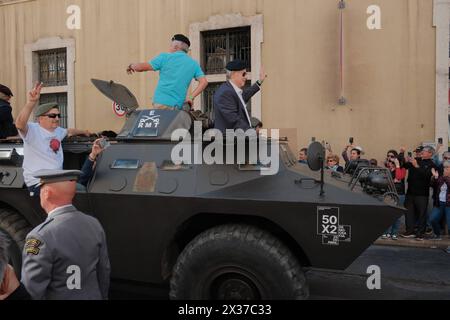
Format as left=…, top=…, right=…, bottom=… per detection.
left=432, top=168, right=439, bottom=179
left=28, top=82, right=43, bottom=104
left=259, top=66, right=267, bottom=82
left=126, top=64, right=135, bottom=75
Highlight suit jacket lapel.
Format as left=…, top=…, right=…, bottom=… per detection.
left=226, top=81, right=247, bottom=114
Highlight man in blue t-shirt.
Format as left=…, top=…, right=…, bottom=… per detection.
left=127, top=34, right=208, bottom=110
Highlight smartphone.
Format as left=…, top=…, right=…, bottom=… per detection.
left=99, top=138, right=110, bottom=149
left=438, top=137, right=443, bottom=145
left=349, top=137, right=354, bottom=144
left=312, top=137, right=316, bottom=142
left=408, top=152, right=413, bottom=158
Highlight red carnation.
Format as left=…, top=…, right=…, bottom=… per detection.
left=50, top=139, right=61, bottom=154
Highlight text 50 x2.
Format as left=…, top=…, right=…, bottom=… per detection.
left=222, top=305, right=272, bottom=316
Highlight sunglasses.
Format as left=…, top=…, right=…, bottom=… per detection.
left=387, top=155, right=395, bottom=158
left=444, top=157, right=450, bottom=160
left=327, top=159, right=336, bottom=162
left=241, top=72, right=247, bottom=77
left=44, top=113, right=61, bottom=119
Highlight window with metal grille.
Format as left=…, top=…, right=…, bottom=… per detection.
left=40, top=93, right=68, bottom=128
left=202, top=27, right=251, bottom=75
left=203, top=81, right=252, bottom=123
left=38, top=49, right=67, bottom=87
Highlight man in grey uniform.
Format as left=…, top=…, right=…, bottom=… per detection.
left=21, top=170, right=110, bottom=300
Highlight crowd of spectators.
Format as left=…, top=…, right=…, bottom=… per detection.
left=298, top=139, right=450, bottom=250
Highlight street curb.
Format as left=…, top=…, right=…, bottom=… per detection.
left=375, top=236, right=450, bottom=250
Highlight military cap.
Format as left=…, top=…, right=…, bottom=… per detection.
left=34, top=170, right=82, bottom=186
left=226, top=60, right=247, bottom=71
left=172, top=34, right=191, bottom=47
left=0, top=84, right=13, bottom=97
left=35, top=103, right=59, bottom=117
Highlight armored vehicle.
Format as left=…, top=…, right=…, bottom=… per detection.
left=0, top=80, right=404, bottom=300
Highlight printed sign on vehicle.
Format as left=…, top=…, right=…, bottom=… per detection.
left=317, top=207, right=352, bottom=246
left=133, top=110, right=161, bottom=137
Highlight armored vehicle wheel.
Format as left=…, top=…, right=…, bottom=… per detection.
left=0, top=208, right=32, bottom=277
left=170, top=224, right=309, bottom=300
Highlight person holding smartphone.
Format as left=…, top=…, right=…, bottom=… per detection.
left=402, top=146, right=438, bottom=240
left=432, top=138, right=449, bottom=174
left=429, top=164, right=450, bottom=240
left=78, top=138, right=107, bottom=189
left=342, top=137, right=364, bottom=170
left=381, top=150, right=406, bottom=240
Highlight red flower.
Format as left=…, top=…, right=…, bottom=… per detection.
left=50, top=139, right=61, bottom=154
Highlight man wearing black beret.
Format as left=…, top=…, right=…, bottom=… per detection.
left=0, top=84, right=19, bottom=139
left=127, top=34, right=208, bottom=110
left=213, top=60, right=267, bottom=133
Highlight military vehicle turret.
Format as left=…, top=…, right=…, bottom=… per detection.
left=0, top=80, right=404, bottom=300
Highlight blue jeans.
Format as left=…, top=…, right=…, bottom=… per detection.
left=386, top=195, right=405, bottom=236
left=430, top=202, right=450, bottom=237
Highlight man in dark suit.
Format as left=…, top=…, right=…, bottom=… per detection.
left=214, top=60, right=267, bottom=133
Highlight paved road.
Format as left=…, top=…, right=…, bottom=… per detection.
left=110, top=245, right=450, bottom=300
left=308, top=245, right=450, bottom=300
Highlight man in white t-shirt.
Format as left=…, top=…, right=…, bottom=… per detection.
left=16, top=83, right=90, bottom=197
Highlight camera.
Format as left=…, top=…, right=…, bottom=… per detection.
left=438, top=137, right=443, bottom=145
left=349, top=137, right=354, bottom=144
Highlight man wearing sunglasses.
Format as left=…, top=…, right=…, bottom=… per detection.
left=214, top=59, right=267, bottom=133
left=15, top=83, right=90, bottom=197
left=126, top=34, right=208, bottom=110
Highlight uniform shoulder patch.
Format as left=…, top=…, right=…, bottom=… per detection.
left=25, top=238, right=42, bottom=256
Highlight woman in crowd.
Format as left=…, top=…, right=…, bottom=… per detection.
left=382, top=150, right=406, bottom=240
left=326, top=154, right=344, bottom=173
left=429, top=163, right=450, bottom=240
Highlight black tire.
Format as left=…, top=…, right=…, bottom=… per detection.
left=170, top=224, right=309, bottom=300
left=0, top=208, right=32, bottom=277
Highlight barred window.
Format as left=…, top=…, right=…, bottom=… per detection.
left=202, top=27, right=251, bottom=75
left=40, top=93, right=68, bottom=128
left=38, top=49, right=67, bottom=87
left=201, top=27, right=252, bottom=120
left=203, top=82, right=224, bottom=121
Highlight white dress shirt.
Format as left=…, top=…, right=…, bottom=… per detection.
left=229, top=81, right=252, bottom=127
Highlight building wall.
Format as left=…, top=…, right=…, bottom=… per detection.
left=0, top=0, right=437, bottom=162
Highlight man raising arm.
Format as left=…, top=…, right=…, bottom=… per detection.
left=127, top=34, right=208, bottom=110
left=16, top=83, right=90, bottom=197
